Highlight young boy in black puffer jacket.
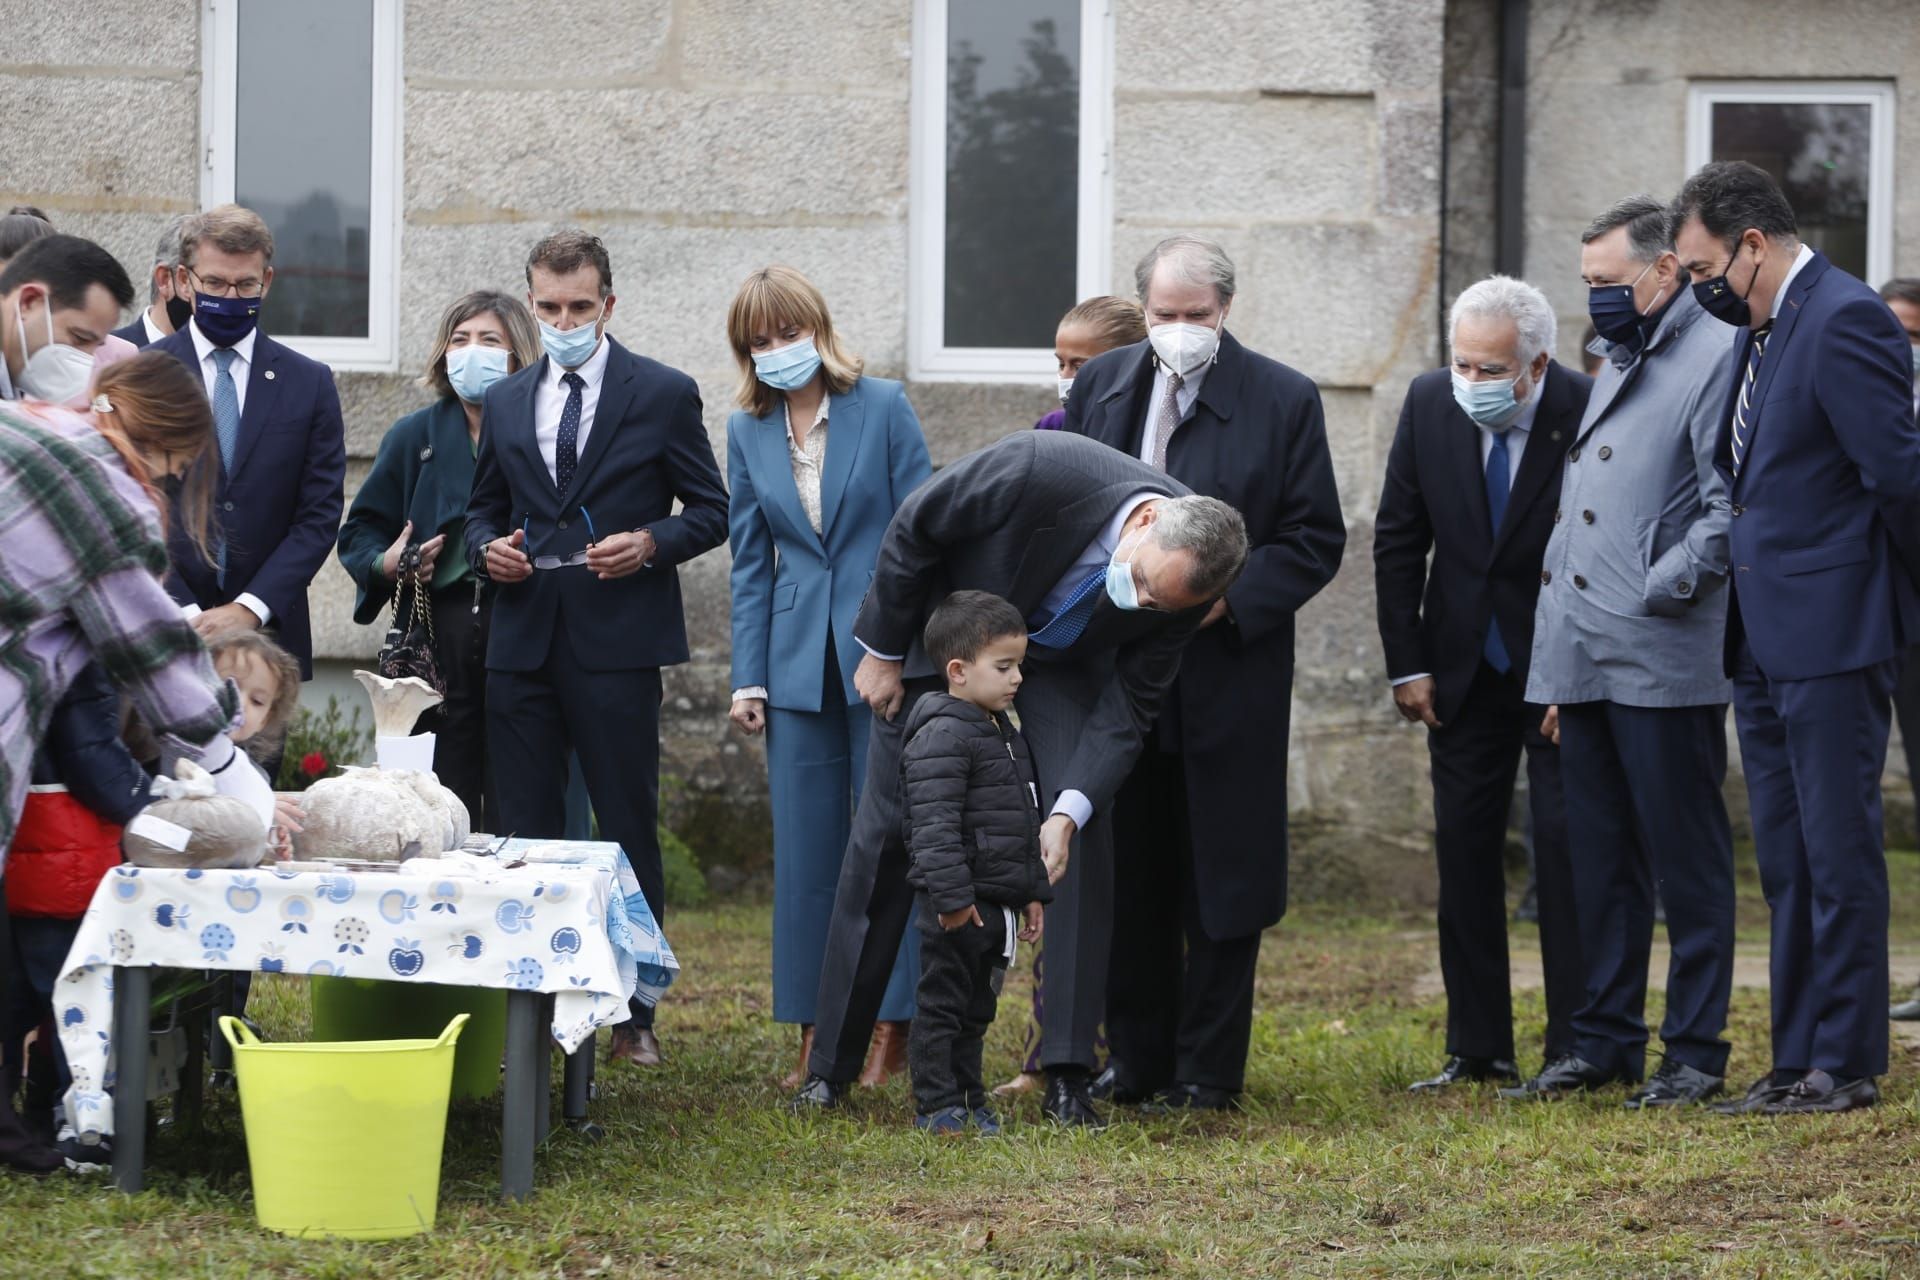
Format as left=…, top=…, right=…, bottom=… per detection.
left=900, top=591, right=1050, bottom=1135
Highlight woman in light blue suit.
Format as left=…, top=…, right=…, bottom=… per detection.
left=724, top=267, right=933, bottom=1088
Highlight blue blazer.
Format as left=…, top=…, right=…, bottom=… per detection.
left=154, top=326, right=347, bottom=677
left=1717, top=251, right=1920, bottom=680
left=726, top=376, right=932, bottom=711
left=110, top=318, right=152, bottom=348
left=465, top=338, right=729, bottom=673
left=336, top=396, right=477, bottom=625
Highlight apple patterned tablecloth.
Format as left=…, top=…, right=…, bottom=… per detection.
left=56, top=840, right=678, bottom=1139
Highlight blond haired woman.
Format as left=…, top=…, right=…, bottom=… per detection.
left=724, top=266, right=932, bottom=1088
left=336, top=290, right=541, bottom=829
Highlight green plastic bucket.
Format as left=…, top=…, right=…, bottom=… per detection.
left=309, top=977, right=506, bottom=1101
left=219, top=1014, right=467, bottom=1240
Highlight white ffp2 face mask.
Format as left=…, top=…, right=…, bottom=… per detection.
left=1148, top=322, right=1219, bottom=376
left=1057, top=376, right=1075, bottom=404
left=14, top=296, right=95, bottom=405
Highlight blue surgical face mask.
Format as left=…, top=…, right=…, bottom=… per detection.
left=1450, top=368, right=1523, bottom=429
left=1104, top=528, right=1152, bottom=612
left=752, top=336, right=821, bottom=392
left=539, top=308, right=604, bottom=369
left=446, top=344, right=510, bottom=403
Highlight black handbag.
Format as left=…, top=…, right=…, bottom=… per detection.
left=377, top=544, right=446, bottom=696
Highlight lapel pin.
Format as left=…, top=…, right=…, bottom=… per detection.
left=1551, top=431, right=1561, bottom=441
left=420, top=445, right=434, bottom=462
left=264, top=369, right=276, bottom=381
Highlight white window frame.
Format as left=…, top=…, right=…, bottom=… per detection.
left=908, top=0, right=1114, bottom=383
left=1685, top=80, right=1895, bottom=288
left=199, top=0, right=403, bottom=371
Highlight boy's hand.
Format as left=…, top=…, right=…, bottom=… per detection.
left=939, top=904, right=984, bottom=931
left=1019, top=902, right=1043, bottom=941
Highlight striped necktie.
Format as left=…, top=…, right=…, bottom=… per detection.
left=1030, top=566, right=1107, bottom=649
left=1730, top=323, right=1773, bottom=477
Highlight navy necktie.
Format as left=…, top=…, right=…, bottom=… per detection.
left=1030, top=566, right=1107, bottom=649
left=556, top=371, right=584, bottom=493
left=1483, top=429, right=1512, bottom=673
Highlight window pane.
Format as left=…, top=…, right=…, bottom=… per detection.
left=944, top=1, right=1079, bottom=349
left=1710, top=101, right=1872, bottom=280
left=235, top=0, right=374, bottom=339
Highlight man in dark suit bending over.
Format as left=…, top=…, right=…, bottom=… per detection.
left=467, top=230, right=729, bottom=1066
left=790, top=430, right=1249, bottom=1127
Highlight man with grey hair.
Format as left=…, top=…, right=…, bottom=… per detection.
left=111, top=213, right=195, bottom=348
left=1066, top=234, right=1343, bottom=1113
left=1375, top=273, right=1591, bottom=1094
left=792, top=429, right=1249, bottom=1127
left=1503, top=195, right=1741, bottom=1108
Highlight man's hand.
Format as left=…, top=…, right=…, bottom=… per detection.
left=1392, top=676, right=1443, bottom=729
left=854, top=653, right=906, bottom=721
left=729, top=697, right=767, bottom=736
left=1200, top=598, right=1231, bottom=629
left=939, top=904, right=984, bottom=931
left=1019, top=901, right=1044, bottom=942
left=191, top=602, right=260, bottom=643
left=485, top=529, right=533, bottom=583
left=586, top=529, right=656, bottom=581
left=1541, top=705, right=1560, bottom=745
left=1040, top=813, right=1076, bottom=885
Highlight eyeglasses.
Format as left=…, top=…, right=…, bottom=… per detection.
left=523, top=506, right=598, bottom=570
left=185, top=267, right=265, bottom=299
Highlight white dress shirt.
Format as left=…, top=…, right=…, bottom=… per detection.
left=141, top=309, right=167, bottom=346
left=186, top=320, right=270, bottom=626
left=533, top=333, right=609, bottom=486
left=1137, top=358, right=1210, bottom=464
left=1388, top=369, right=1546, bottom=687
left=1770, top=242, right=1815, bottom=323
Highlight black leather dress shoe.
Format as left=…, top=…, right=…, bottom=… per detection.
left=1090, top=1064, right=1152, bottom=1106
left=1498, top=1054, right=1627, bottom=1100
left=1624, top=1059, right=1723, bottom=1109
left=786, top=1074, right=843, bottom=1112
left=1891, top=996, right=1920, bottom=1021
left=1042, top=1073, right=1107, bottom=1130
left=1759, top=1070, right=1879, bottom=1115
left=1708, top=1071, right=1799, bottom=1115
left=1140, top=1082, right=1237, bottom=1113
left=1408, top=1056, right=1520, bottom=1092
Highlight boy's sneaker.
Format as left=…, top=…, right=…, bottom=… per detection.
left=55, top=1124, right=111, bottom=1175
left=912, top=1106, right=969, bottom=1136
left=970, top=1106, right=1002, bottom=1136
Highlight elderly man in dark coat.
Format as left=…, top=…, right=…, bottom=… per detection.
left=1065, top=235, right=1345, bottom=1110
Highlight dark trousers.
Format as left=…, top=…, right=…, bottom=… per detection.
left=1558, top=699, right=1735, bottom=1078
left=1426, top=662, right=1582, bottom=1063
left=489, top=655, right=663, bottom=1028
left=908, top=896, right=1008, bottom=1114
left=1731, top=638, right=1895, bottom=1079
left=1894, top=644, right=1920, bottom=797
left=809, top=675, right=945, bottom=1081
left=419, top=581, right=496, bottom=833
left=1105, top=741, right=1262, bottom=1095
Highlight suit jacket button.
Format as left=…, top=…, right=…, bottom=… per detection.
left=558, top=519, right=569, bottom=530
left=1598, top=446, right=1613, bottom=460
left=1573, top=574, right=1587, bottom=589
left=1554, top=509, right=1562, bottom=523
left=1677, top=581, right=1692, bottom=596
left=222, top=500, right=234, bottom=512
left=1581, top=510, right=1595, bottom=524
left=1540, top=570, right=1552, bottom=585
left=1569, top=447, right=1581, bottom=462
left=1732, top=504, right=1745, bottom=516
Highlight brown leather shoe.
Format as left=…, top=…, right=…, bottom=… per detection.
left=608, top=1025, right=664, bottom=1067
left=779, top=1025, right=816, bottom=1091
left=856, top=1020, right=911, bottom=1088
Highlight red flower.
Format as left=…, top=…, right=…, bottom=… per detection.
left=300, top=752, right=329, bottom=777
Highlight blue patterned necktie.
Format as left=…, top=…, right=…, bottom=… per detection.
left=1730, top=323, right=1773, bottom=477
left=1030, top=565, right=1107, bottom=649
left=211, top=348, right=241, bottom=585
left=1482, top=429, right=1512, bottom=673
left=556, top=371, right=584, bottom=493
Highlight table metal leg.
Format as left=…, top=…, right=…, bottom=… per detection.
left=534, top=995, right=553, bottom=1145
left=563, top=1037, right=602, bottom=1139
left=112, top=965, right=151, bottom=1194
left=500, top=989, right=539, bottom=1201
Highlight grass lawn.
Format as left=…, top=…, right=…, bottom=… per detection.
left=5, top=850, right=1920, bottom=1278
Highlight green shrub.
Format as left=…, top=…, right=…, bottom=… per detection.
left=274, top=696, right=373, bottom=791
